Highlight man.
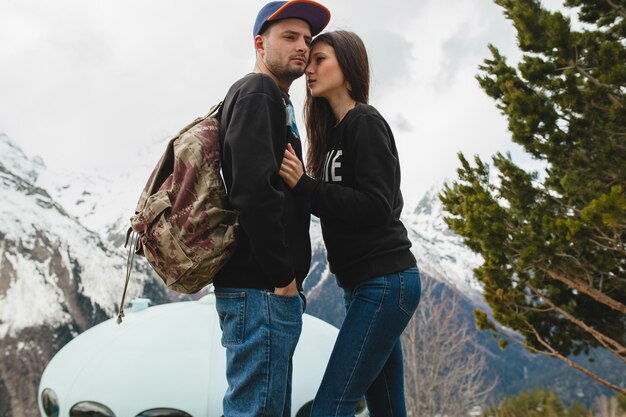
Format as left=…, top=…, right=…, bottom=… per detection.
left=212, top=1, right=330, bottom=416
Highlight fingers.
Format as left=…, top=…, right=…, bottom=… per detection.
left=283, top=148, right=299, bottom=163
left=279, top=163, right=291, bottom=179
left=281, top=150, right=300, bottom=171
left=279, top=157, right=297, bottom=183
left=279, top=162, right=286, bottom=177
left=279, top=145, right=304, bottom=189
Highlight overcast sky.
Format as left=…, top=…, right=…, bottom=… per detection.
left=0, top=0, right=566, bottom=206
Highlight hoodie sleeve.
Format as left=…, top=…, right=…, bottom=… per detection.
left=222, top=90, right=295, bottom=288
left=293, top=114, right=398, bottom=226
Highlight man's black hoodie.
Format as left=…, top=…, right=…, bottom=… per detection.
left=213, top=73, right=311, bottom=291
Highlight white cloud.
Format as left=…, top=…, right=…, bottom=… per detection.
left=0, top=0, right=537, bottom=205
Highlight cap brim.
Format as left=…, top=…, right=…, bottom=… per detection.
left=268, top=0, right=331, bottom=36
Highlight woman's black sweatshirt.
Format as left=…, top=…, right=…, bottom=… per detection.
left=294, top=103, right=415, bottom=289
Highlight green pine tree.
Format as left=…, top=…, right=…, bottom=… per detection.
left=567, top=401, right=588, bottom=417
left=441, top=0, right=625, bottom=393
left=482, top=389, right=592, bottom=417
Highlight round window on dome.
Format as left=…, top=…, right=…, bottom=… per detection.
left=41, top=388, right=59, bottom=417
left=69, top=401, right=115, bottom=417
left=134, top=408, right=192, bottom=417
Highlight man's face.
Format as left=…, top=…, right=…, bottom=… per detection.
left=258, top=18, right=312, bottom=83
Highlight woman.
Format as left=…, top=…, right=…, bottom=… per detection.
left=279, top=31, right=421, bottom=417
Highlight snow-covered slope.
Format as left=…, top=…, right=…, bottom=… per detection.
left=0, top=133, right=171, bottom=417
left=0, top=136, right=155, bottom=338
left=36, top=135, right=169, bottom=247
left=404, top=183, right=485, bottom=306
left=0, top=133, right=45, bottom=184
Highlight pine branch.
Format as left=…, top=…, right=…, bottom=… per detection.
left=604, top=0, right=626, bottom=19
left=528, top=284, right=626, bottom=363
left=490, top=322, right=626, bottom=402
left=567, top=59, right=624, bottom=109
left=589, top=237, right=626, bottom=256
left=520, top=304, right=555, bottom=313
left=523, top=319, right=626, bottom=395
left=588, top=223, right=626, bottom=256
left=535, top=265, right=626, bottom=315
left=553, top=252, right=598, bottom=283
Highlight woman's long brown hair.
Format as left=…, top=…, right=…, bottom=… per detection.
left=304, top=31, right=370, bottom=179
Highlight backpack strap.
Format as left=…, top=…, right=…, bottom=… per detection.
left=135, top=102, right=224, bottom=213
left=117, top=228, right=139, bottom=324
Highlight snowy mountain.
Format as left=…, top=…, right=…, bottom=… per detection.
left=404, top=184, right=485, bottom=306
left=0, top=133, right=172, bottom=417
left=35, top=135, right=169, bottom=247
left=0, top=133, right=164, bottom=338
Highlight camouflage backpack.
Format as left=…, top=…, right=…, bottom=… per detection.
left=117, top=103, right=238, bottom=324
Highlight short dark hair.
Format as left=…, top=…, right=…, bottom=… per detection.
left=258, top=20, right=275, bottom=37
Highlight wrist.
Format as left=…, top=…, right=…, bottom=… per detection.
left=293, top=174, right=317, bottom=200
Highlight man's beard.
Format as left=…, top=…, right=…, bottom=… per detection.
left=265, top=55, right=305, bottom=83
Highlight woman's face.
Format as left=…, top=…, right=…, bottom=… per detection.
left=305, top=42, right=347, bottom=99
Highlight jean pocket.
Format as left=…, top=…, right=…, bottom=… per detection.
left=399, top=266, right=421, bottom=316
left=215, top=291, right=246, bottom=346
left=353, top=276, right=387, bottom=308
left=267, top=292, right=303, bottom=322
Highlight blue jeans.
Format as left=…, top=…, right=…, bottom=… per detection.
left=311, top=265, right=421, bottom=417
left=215, top=288, right=303, bottom=417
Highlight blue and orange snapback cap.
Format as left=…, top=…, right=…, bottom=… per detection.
left=253, top=0, right=331, bottom=37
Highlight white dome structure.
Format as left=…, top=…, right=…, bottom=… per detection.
left=38, top=294, right=367, bottom=417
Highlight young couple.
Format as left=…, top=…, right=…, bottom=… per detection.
left=212, top=1, right=421, bottom=416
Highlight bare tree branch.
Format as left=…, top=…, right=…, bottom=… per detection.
left=402, top=277, right=495, bottom=417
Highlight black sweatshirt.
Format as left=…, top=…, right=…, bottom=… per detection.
left=294, top=103, right=415, bottom=289
left=213, top=73, right=311, bottom=291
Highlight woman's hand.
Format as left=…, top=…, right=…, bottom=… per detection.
left=279, top=143, right=304, bottom=189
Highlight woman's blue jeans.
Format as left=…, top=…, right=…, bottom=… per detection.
left=311, top=265, right=421, bottom=417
